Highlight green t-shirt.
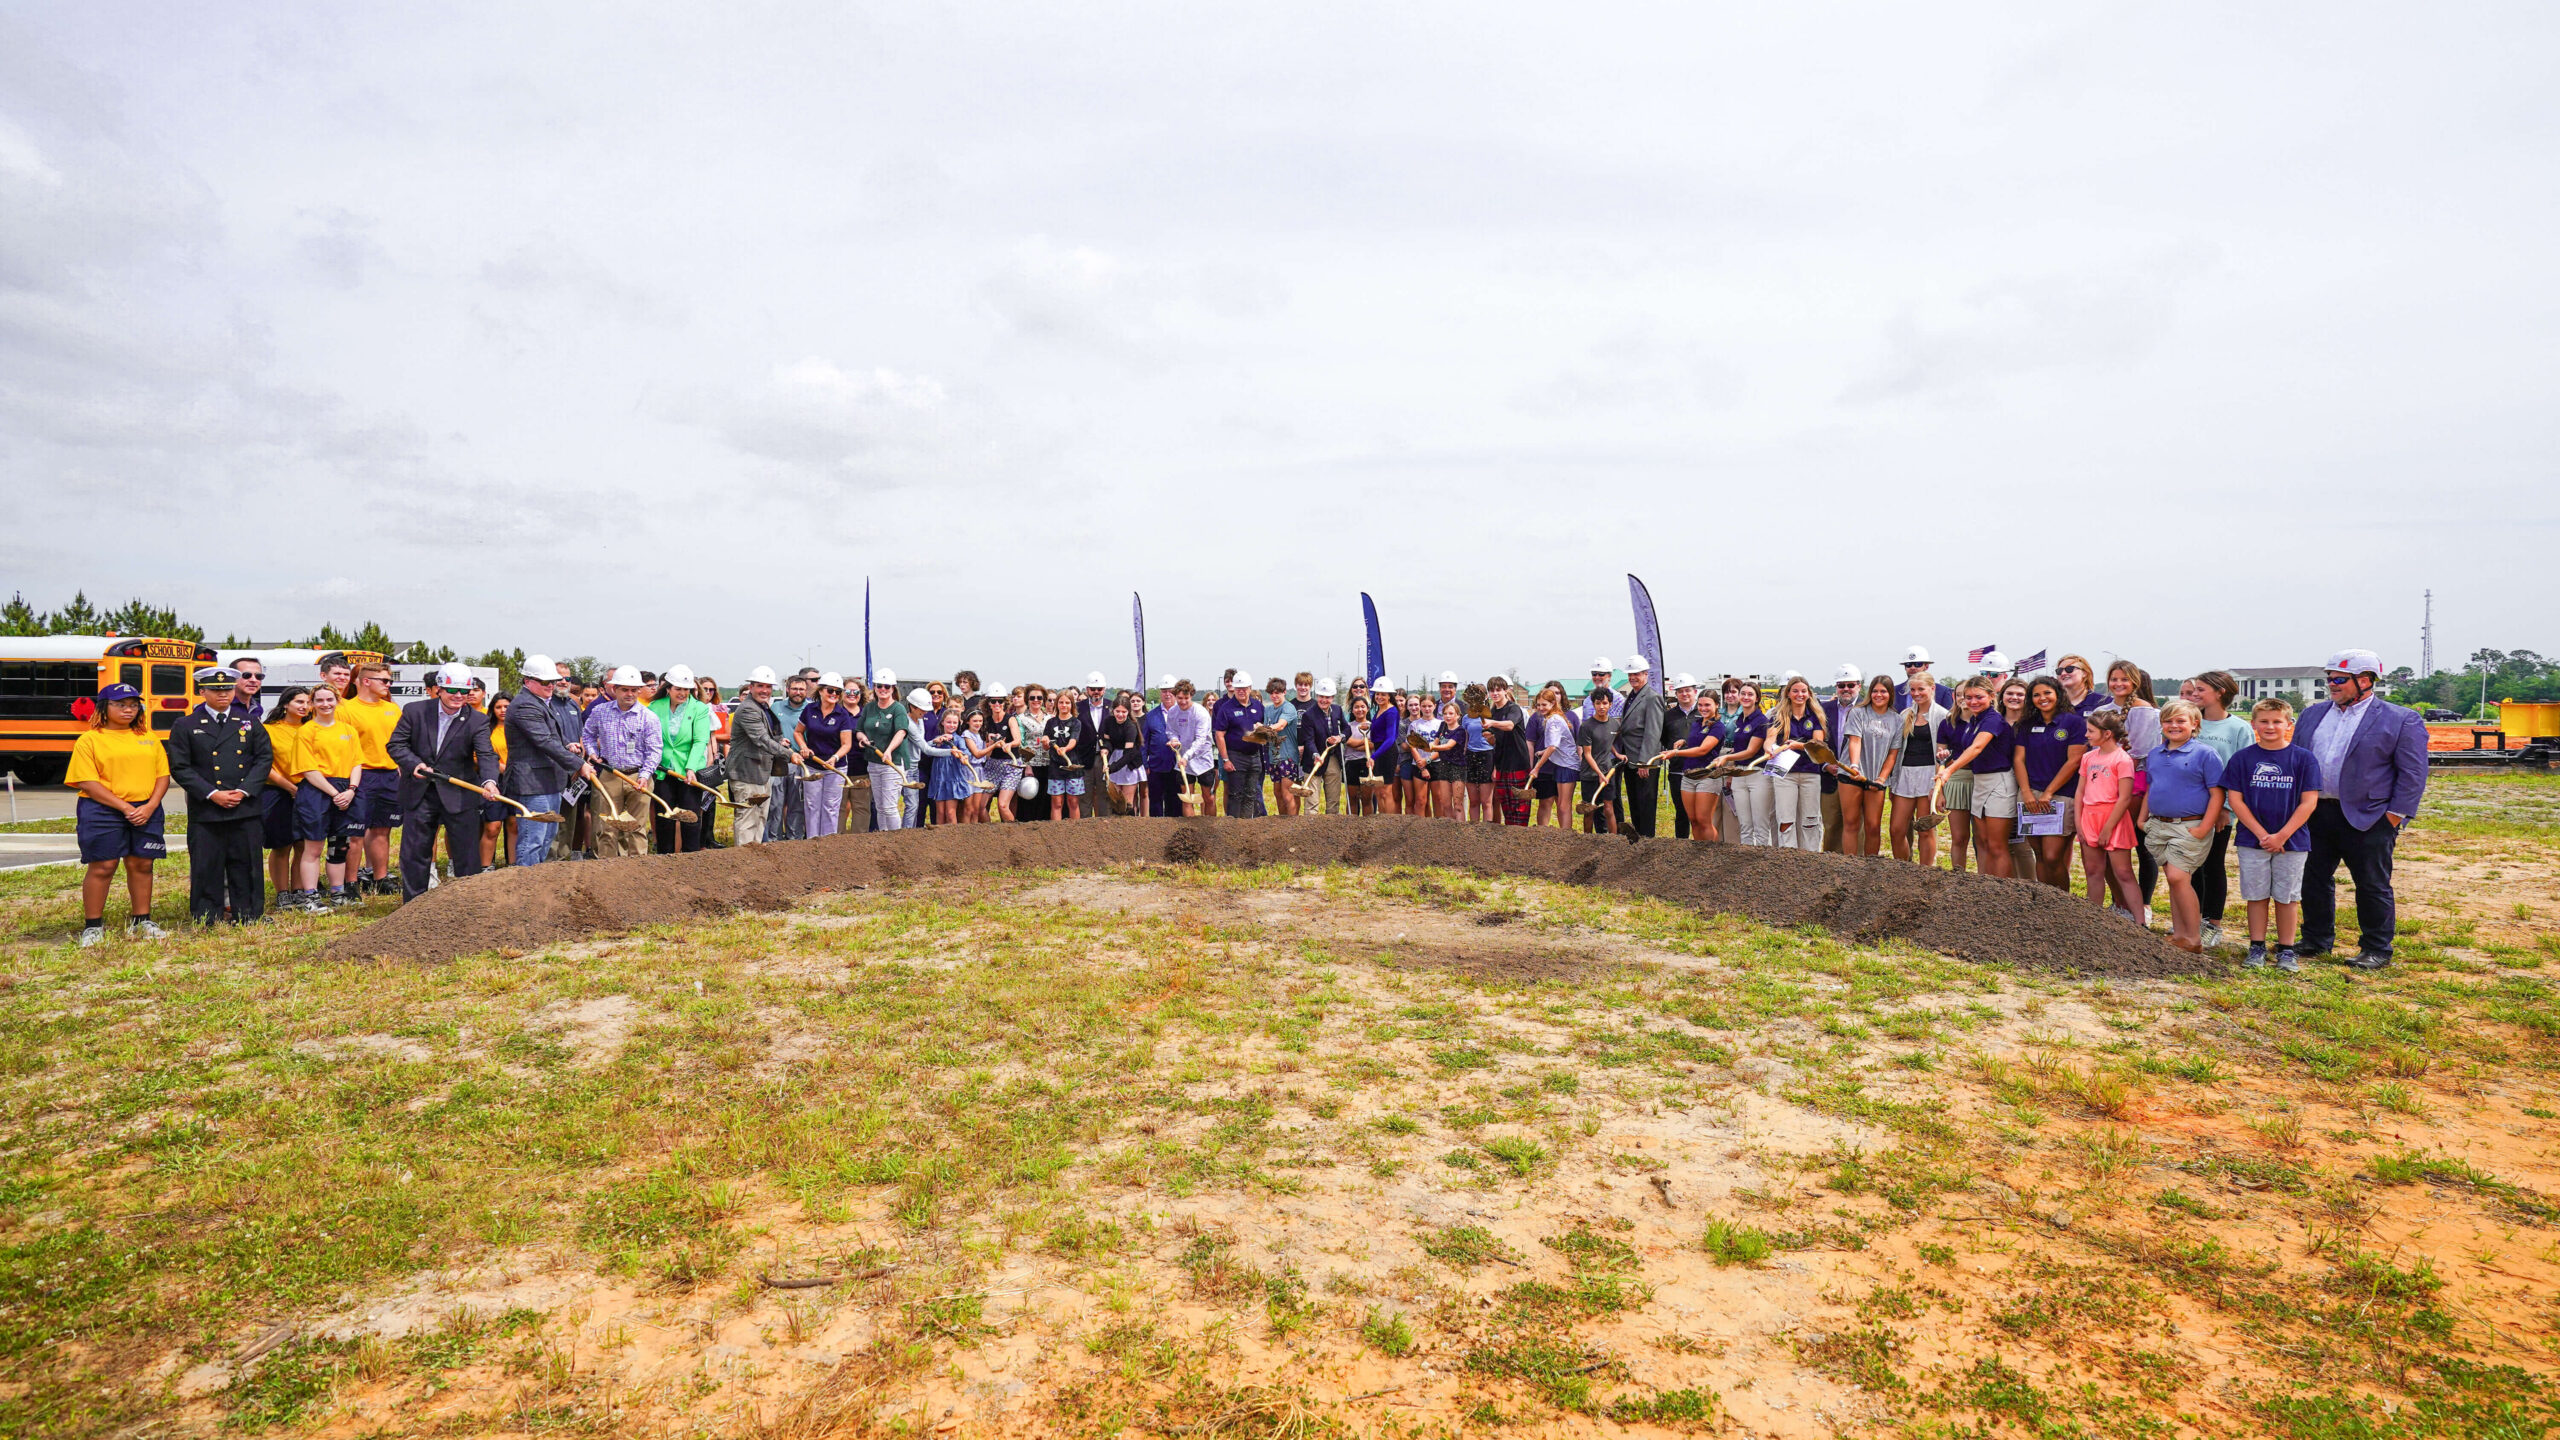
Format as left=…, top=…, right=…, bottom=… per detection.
left=647, top=696, right=713, bottom=776
left=857, top=702, right=909, bottom=766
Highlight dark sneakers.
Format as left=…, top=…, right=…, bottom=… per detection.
left=2348, top=952, right=2391, bottom=971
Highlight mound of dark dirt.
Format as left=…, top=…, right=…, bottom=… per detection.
left=327, top=817, right=2210, bottom=978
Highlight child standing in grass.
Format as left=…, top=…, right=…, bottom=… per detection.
left=2225, top=699, right=2323, bottom=973
left=2137, top=700, right=2226, bottom=953
left=66, top=683, right=170, bottom=946
left=2076, top=710, right=2141, bottom=919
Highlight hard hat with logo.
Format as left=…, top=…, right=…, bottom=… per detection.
left=521, top=654, right=563, bottom=682
left=745, top=665, right=778, bottom=686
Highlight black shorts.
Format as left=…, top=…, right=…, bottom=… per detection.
left=1464, top=750, right=1494, bottom=784
left=1533, top=770, right=1569, bottom=799
left=261, top=786, right=298, bottom=849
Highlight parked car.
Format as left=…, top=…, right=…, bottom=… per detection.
left=2424, top=708, right=2465, bottom=721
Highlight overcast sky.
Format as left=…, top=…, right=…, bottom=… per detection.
left=3, top=3, right=2552, bottom=687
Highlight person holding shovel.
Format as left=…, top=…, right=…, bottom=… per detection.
left=648, top=665, right=713, bottom=853
left=385, top=663, right=501, bottom=901
left=578, top=666, right=661, bottom=859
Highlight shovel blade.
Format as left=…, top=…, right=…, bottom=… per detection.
left=522, top=811, right=564, bottom=824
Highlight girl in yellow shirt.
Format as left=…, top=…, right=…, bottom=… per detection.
left=66, top=683, right=171, bottom=945
left=261, top=686, right=312, bottom=905
left=291, top=687, right=367, bottom=907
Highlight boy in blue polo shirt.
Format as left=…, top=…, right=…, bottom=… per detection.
left=2137, top=700, right=2225, bottom=954
left=2225, top=699, right=2323, bottom=973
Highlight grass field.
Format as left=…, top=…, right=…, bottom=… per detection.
left=1, top=772, right=2556, bottom=1437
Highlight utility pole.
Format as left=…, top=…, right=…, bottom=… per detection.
left=2421, top=590, right=2433, bottom=679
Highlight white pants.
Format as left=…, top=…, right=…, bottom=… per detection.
left=867, top=763, right=905, bottom=831
left=1773, top=772, right=1823, bottom=851
left=1730, top=771, right=1776, bottom=847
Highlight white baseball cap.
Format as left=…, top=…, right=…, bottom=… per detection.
left=2326, top=648, right=2382, bottom=676
left=1314, top=678, right=1337, bottom=697
left=521, top=654, right=563, bottom=682
left=1982, top=651, right=2011, bottom=671
left=873, top=667, right=896, bottom=686
left=664, top=664, right=696, bottom=688
left=906, top=687, right=934, bottom=709
left=745, top=665, right=778, bottom=686
left=608, top=665, right=643, bottom=687
left=1626, top=654, right=1651, bottom=673
left=1087, top=670, right=1107, bottom=686
left=1232, top=671, right=1255, bottom=689
left=1902, top=644, right=1931, bottom=665
left=815, top=671, right=845, bottom=691
left=1835, top=664, right=1863, bottom=685
left=1672, top=673, right=1698, bottom=691
left=1591, top=656, right=1612, bottom=672
left=435, top=662, right=475, bottom=691
left=1438, top=670, right=1459, bottom=684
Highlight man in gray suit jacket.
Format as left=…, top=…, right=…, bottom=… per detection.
left=727, top=666, right=790, bottom=844
left=504, top=654, right=593, bottom=866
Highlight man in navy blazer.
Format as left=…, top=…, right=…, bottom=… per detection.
left=386, top=663, right=502, bottom=902
left=2292, top=649, right=2428, bottom=970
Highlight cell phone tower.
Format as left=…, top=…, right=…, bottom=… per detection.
left=2421, top=590, right=2433, bottom=679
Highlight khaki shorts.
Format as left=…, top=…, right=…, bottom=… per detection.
left=2143, top=816, right=2215, bottom=874
left=1967, top=769, right=2017, bottom=820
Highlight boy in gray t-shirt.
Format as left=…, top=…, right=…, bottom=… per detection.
left=1576, top=690, right=1622, bottom=834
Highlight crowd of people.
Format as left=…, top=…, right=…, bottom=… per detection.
left=61, top=644, right=2428, bottom=973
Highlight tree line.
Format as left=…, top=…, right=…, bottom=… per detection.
left=0, top=591, right=581, bottom=694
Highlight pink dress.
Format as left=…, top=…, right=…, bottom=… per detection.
left=2077, top=748, right=2138, bottom=848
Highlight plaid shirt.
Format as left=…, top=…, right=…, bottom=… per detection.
left=580, top=701, right=662, bottom=776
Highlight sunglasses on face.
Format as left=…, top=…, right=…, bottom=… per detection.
left=1902, top=662, right=1925, bottom=670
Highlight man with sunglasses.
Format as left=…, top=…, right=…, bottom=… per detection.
left=1893, top=646, right=1954, bottom=709
left=2291, top=649, right=2427, bottom=971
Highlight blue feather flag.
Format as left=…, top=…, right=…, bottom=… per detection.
left=1628, top=574, right=1663, bottom=678
left=1132, top=592, right=1147, bottom=697
left=863, top=577, right=874, bottom=686
left=1361, top=593, right=1386, bottom=683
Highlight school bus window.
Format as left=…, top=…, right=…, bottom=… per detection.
left=0, top=662, right=90, bottom=719
left=150, top=663, right=187, bottom=694
left=150, top=710, right=180, bottom=732
left=120, top=663, right=143, bottom=689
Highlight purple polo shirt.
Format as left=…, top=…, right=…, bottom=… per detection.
left=1211, top=693, right=1266, bottom=758
left=2018, top=711, right=2088, bottom=795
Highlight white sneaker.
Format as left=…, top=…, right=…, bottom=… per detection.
left=2201, top=921, right=2224, bottom=949
left=78, top=926, right=107, bottom=948
left=129, top=920, right=170, bottom=940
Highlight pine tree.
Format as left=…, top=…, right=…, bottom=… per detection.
left=0, top=592, right=42, bottom=637
left=46, top=591, right=102, bottom=634
left=101, top=598, right=203, bottom=641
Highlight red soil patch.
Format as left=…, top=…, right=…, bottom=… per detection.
left=330, top=818, right=2208, bottom=980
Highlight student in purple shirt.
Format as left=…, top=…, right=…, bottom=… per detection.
left=2014, top=677, right=2088, bottom=889
left=2227, top=698, right=2323, bottom=972
left=1935, top=678, right=2018, bottom=877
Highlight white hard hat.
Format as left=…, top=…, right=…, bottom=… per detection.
left=1314, top=678, right=1337, bottom=697
left=1781, top=669, right=1805, bottom=683
left=1902, top=644, right=1931, bottom=665
left=1232, top=671, right=1255, bottom=689
left=1377, top=677, right=1400, bottom=693
left=1016, top=773, right=1041, bottom=800
left=1834, top=664, right=1863, bottom=685
left=1158, top=673, right=1177, bottom=689
left=1982, top=651, right=2011, bottom=671
left=608, top=665, right=644, bottom=687
left=745, top=665, right=778, bottom=686
left=1673, top=673, right=1698, bottom=691
left=1087, top=671, right=1107, bottom=686
left=873, top=667, right=896, bottom=686
left=435, top=662, right=475, bottom=691
left=664, top=664, right=696, bottom=688
left=521, top=654, right=563, bottom=682
left=2326, top=648, right=2382, bottom=676
left=815, top=671, right=845, bottom=691
left=1438, top=670, right=1459, bottom=684
left=1591, top=656, right=1613, bottom=672
left=1626, top=654, right=1651, bottom=673
left=906, top=687, right=933, bottom=709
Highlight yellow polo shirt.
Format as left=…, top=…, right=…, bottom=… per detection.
left=67, top=727, right=171, bottom=803
left=338, top=695, right=402, bottom=771
left=293, top=719, right=364, bottom=781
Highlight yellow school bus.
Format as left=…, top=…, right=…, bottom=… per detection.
left=0, top=635, right=218, bottom=785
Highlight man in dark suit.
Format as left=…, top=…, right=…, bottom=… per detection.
left=503, top=654, right=594, bottom=865
left=2292, top=648, right=2429, bottom=970
left=386, top=663, right=502, bottom=902
left=167, top=666, right=274, bottom=923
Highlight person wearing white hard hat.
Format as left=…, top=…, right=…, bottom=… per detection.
left=794, top=673, right=856, bottom=839
left=1583, top=659, right=1615, bottom=721
left=898, top=688, right=934, bottom=826
left=1894, top=646, right=1953, bottom=710
left=1080, top=674, right=1115, bottom=816
left=504, top=654, right=596, bottom=865
left=1979, top=651, right=2012, bottom=684
left=1818, top=665, right=1865, bottom=854
left=1212, top=671, right=1269, bottom=818
left=643, top=666, right=712, bottom=853
left=856, top=669, right=910, bottom=832
left=2291, top=648, right=2426, bottom=971
left=1615, top=655, right=1666, bottom=839
left=383, top=662, right=501, bottom=900
left=720, top=666, right=787, bottom=844
left=578, top=666, right=661, bottom=859
left=1298, top=674, right=1345, bottom=814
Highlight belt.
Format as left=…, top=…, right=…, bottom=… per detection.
left=2155, top=814, right=2203, bottom=822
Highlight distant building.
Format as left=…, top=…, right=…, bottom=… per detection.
left=2229, top=667, right=2327, bottom=704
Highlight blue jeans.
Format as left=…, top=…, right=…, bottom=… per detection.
left=515, top=793, right=563, bottom=865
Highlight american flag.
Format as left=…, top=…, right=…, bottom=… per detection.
left=1967, top=642, right=1996, bottom=664
left=2015, top=650, right=2048, bottom=674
